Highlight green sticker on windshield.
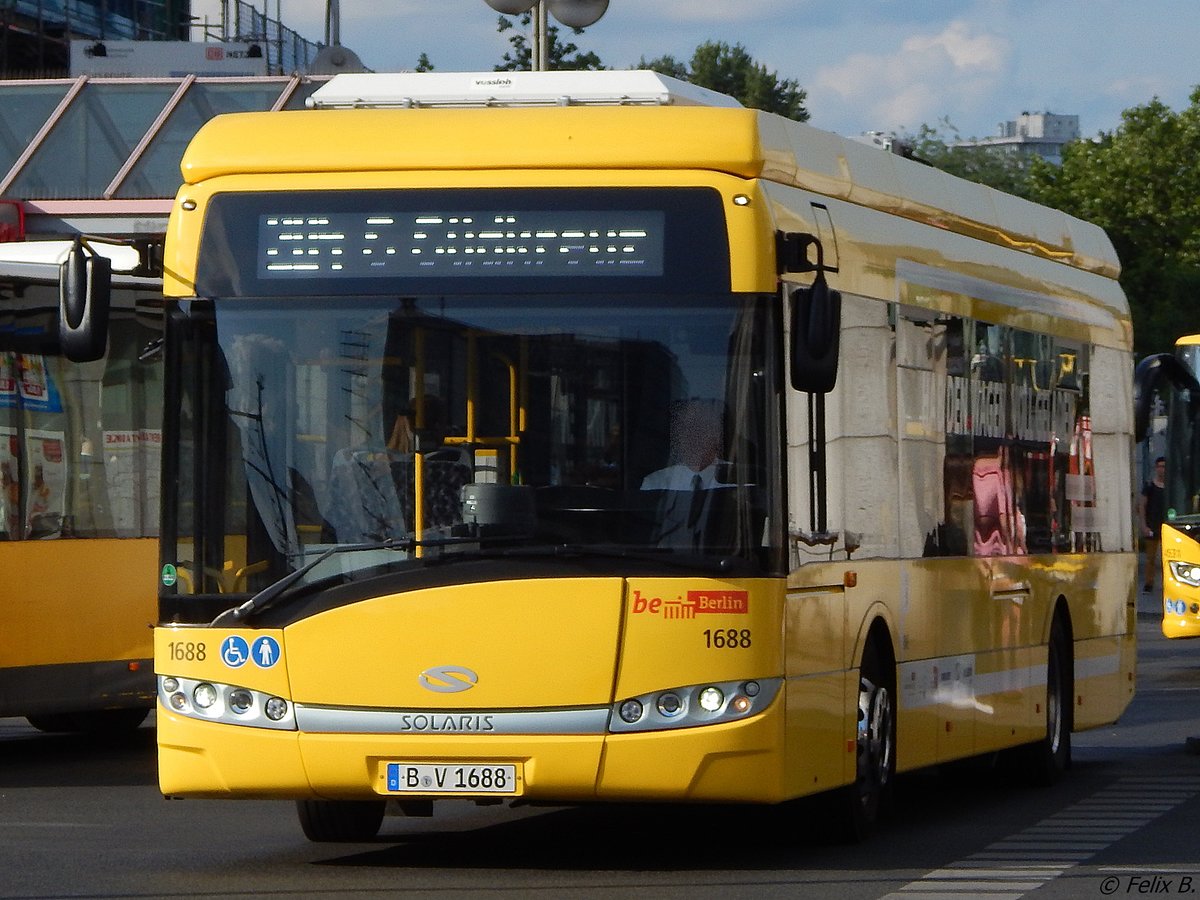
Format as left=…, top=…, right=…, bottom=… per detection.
left=161, top=563, right=178, bottom=587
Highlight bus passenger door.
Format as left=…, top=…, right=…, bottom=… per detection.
left=783, top=579, right=849, bottom=795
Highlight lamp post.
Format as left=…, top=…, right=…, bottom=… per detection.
left=482, top=0, right=609, bottom=71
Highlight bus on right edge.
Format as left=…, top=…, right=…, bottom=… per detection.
left=1137, top=336, right=1200, bottom=638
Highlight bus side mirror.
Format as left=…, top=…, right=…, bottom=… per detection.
left=790, top=272, right=841, bottom=394
left=59, top=241, right=111, bottom=362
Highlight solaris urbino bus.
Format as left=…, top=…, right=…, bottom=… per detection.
left=108, top=71, right=1135, bottom=841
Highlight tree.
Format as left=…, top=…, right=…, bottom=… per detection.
left=642, top=41, right=808, bottom=122
left=414, top=52, right=434, bottom=72
left=901, top=118, right=1035, bottom=199
left=493, top=13, right=605, bottom=71
left=1027, top=88, right=1200, bottom=355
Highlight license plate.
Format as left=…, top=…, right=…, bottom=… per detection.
left=385, top=762, right=520, bottom=795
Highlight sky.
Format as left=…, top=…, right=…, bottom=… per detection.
left=191, top=0, right=1199, bottom=140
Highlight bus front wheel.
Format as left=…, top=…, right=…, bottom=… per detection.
left=296, top=799, right=385, bottom=842
left=832, top=639, right=895, bottom=841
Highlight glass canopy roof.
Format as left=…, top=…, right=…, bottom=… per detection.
left=0, top=75, right=330, bottom=214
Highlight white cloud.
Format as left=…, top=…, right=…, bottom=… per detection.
left=901, top=20, right=1007, bottom=72
left=813, top=19, right=1010, bottom=134
left=638, top=0, right=800, bottom=25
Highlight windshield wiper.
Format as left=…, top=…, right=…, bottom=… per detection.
left=208, top=536, right=482, bottom=626
left=210, top=538, right=750, bottom=627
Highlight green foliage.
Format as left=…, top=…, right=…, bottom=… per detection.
left=903, top=118, right=1035, bottom=199
left=642, top=41, right=808, bottom=121
left=494, top=13, right=605, bottom=71
left=414, top=52, right=434, bottom=73
left=1027, top=88, right=1200, bottom=355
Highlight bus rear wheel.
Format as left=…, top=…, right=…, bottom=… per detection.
left=1028, top=616, right=1072, bottom=784
left=999, top=613, right=1071, bottom=785
left=296, top=799, right=385, bottom=842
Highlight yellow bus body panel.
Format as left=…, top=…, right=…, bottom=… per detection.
left=1, top=538, right=156, bottom=668
left=165, top=167, right=777, bottom=298
left=155, top=579, right=795, bottom=803
left=786, top=551, right=1134, bottom=776
left=1162, top=523, right=1200, bottom=638
left=156, top=704, right=789, bottom=803
left=285, top=578, right=625, bottom=709
left=155, top=549, right=1133, bottom=803
left=173, top=106, right=1118, bottom=279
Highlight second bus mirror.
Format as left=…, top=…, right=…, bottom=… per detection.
left=790, top=273, right=841, bottom=394
left=59, top=241, right=111, bottom=362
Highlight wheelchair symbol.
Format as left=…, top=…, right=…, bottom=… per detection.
left=221, top=636, right=250, bottom=668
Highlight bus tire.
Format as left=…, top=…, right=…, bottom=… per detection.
left=1027, top=615, right=1072, bottom=785
left=999, top=612, right=1071, bottom=785
left=26, top=708, right=149, bottom=734
left=296, top=799, right=385, bottom=842
left=833, top=636, right=895, bottom=842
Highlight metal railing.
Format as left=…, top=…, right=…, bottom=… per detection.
left=225, top=0, right=321, bottom=75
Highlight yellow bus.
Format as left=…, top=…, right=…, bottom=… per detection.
left=145, top=71, right=1136, bottom=841
left=1, top=245, right=160, bottom=732
left=1135, top=337, right=1200, bottom=638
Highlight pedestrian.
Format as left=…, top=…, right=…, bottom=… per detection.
left=1138, top=456, right=1166, bottom=592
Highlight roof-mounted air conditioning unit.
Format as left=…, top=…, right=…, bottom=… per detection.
left=307, top=70, right=743, bottom=110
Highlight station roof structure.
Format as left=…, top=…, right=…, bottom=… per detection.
left=0, top=74, right=331, bottom=239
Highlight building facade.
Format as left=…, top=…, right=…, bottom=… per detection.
left=1, top=1, right=192, bottom=76
left=958, top=112, right=1081, bottom=165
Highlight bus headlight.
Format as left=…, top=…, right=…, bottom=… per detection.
left=192, top=683, right=218, bottom=709
left=698, top=686, right=724, bottom=712
left=157, top=675, right=295, bottom=730
left=618, top=699, right=644, bottom=723
left=610, top=677, right=781, bottom=733
left=264, top=697, right=289, bottom=721
left=1169, top=561, right=1200, bottom=587
left=656, top=692, right=684, bottom=717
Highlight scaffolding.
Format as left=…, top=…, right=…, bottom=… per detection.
left=197, top=1, right=321, bottom=75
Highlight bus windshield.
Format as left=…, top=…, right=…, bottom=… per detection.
left=1165, top=343, right=1200, bottom=526
left=165, top=290, right=783, bottom=605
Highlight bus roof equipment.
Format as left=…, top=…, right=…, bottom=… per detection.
left=307, top=70, right=744, bottom=110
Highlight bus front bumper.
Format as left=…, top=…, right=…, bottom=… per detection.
left=156, top=697, right=788, bottom=804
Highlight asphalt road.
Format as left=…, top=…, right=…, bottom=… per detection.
left=1, top=590, right=1198, bottom=899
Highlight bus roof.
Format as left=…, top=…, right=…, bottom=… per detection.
left=177, top=71, right=1120, bottom=279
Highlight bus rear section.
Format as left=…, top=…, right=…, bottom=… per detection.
left=1, top=260, right=161, bottom=732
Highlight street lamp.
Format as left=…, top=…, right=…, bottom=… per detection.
left=482, top=0, right=609, bottom=71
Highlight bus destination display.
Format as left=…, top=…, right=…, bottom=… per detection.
left=260, top=209, right=665, bottom=279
